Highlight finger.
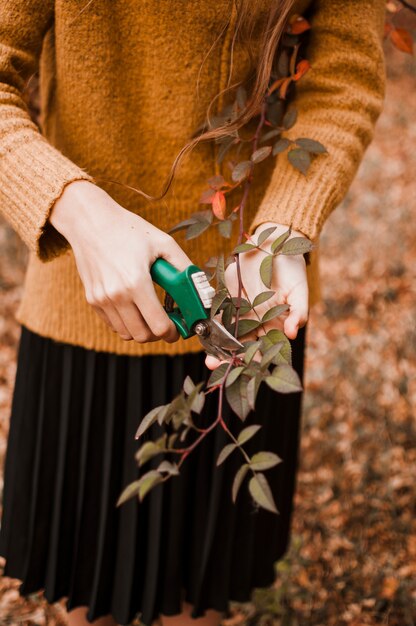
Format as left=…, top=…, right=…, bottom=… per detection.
left=162, top=243, right=193, bottom=272
left=133, top=278, right=179, bottom=343
left=93, top=305, right=119, bottom=333
left=205, top=355, right=224, bottom=371
left=102, top=303, right=134, bottom=340
left=283, top=307, right=308, bottom=340
left=114, top=301, right=158, bottom=343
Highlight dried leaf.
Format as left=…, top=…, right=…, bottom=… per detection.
left=208, top=174, right=226, bottom=189
left=390, top=28, right=413, bottom=54
left=293, top=59, right=311, bottom=81
left=212, top=190, right=227, bottom=220
left=190, top=391, right=205, bottom=414
left=135, top=441, right=164, bottom=467
left=260, top=255, right=274, bottom=288
left=138, top=470, right=164, bottom=501
left=117, top=479, right=143, bottom=506
left=199, top=188, right=216, bottom=204
left=248, top=472, right=278, bottom=513
left=157, top=460, right=180, bottom=475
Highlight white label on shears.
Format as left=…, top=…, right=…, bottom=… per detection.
left=191, top=271, right=216, bottom=309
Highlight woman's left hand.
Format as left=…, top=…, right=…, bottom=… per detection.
left=205, top=222, right=310, bottom=370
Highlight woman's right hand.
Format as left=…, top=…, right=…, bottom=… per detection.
left=49, top=180, right=193, bottom=343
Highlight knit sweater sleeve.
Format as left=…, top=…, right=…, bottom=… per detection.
left=0, top=0, right=94, bottom=262
left=249, top=0, right=386, bottom=241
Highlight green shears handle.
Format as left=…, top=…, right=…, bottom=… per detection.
left=150, top=258, right=209, bottom=339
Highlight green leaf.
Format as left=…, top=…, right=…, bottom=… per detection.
left=273, top=138, right=292, bottom=155
left=260, top=129, right=281, bottom=143
left=287, top=148, right=311, bottom=175
left=253, top=290, right=275, bottom=308
left=216, top=443, right=238, bottom=466
left=260, top=341, right=285, bottom=369
left=116, top=479, right=142, bottom=506
left=271, top=229, right=292, bottom=254
left=233, top=242, right=256, bottom=254
left=218, top=219, right=232, bottom=238
left=295, top=138, right=327, bottom=154
left=157, top=460, right=180, bottom=475
left=183, top=375, right=195, bottom=395
left=135, top=441, right=164, bottom=467
left=185, top=220, right=211, bottom=240
left=257, top=226, right=277, bottom=246
left=210, top=289, right=228, bottom=318
left=248, top=473, right=278, bottom=513
left=225, top=366, right=245, bottom=387
left=261, top=329, right=292, bottom=365
left=190, top=391, right=205, bottom=414
left=231, top=296, right=252, bottom=315
left=138, top=470, right=164, bottom=501
left=168, top=216, right=199, bottom=234
left=261, top=304, right=289, bottom=323
left=251, top=146, right=272, bottom=164
left=282, top=108, right=298, bottom=130
left=260, top=255, right=274, bottom=288
left=237, top=423, right=262, bottom=444
left=208, top=174, right=226, bottom=189
left=221, top=303, right=235, bottom=330
left=226, top=377, right=251, bottom=420
left=243, top=340, right=262, bottom=365
left=232, top=463, right=249, bottom=502
left=281, top=237, right=313, bottom=255
left=216, top=254, right=225, bottom=287
left=207, top=362, right=230, bottom=387
left=265, top=364, right=303, bottom=393
left=231, top=160, right=252, bottom=183
left=235, top=318, right=260, bottom=337
left=246, top=374, right=262, bottom=411
left=250, top=451, right=282, bottom=471
left=135, top=405, right=165, bottom=439
left=217, top=136, right=235, bottom=164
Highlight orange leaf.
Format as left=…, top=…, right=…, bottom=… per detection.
left=267, top=77, right=286, bottom=96
left=289, top=15, right=311, bottom=35
left=390, top=28, right=414, bottom=54
left=293, top=59, right=311, bottom=81
left=212, top=191, right=226, bottom=220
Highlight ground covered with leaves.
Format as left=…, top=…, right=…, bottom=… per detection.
left=0, top=50, right=414, bottom=626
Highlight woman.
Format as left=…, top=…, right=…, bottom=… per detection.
left=0, top=0, right=385, bottom=625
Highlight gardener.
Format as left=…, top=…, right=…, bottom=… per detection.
left=0, top=1, right=385, bottom=625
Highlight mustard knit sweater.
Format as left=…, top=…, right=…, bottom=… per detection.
left=0, top=0, right=385, bottom=356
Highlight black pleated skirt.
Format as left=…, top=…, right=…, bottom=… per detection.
left=0, top=323, right=307, bottom=625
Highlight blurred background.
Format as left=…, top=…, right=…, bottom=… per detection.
left=0, top=21, right=415, bottom=626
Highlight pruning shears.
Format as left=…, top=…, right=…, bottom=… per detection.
left=150, top=258, right=243, bottom=360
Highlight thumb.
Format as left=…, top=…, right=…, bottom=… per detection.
left=205, top=355, right=224, bottom=370
left=163, top=243, right=193, bottom=272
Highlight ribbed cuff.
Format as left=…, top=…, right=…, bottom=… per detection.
left=0, top=136, right=94, bottom=261
left=248, top=116, right=362, bottom=243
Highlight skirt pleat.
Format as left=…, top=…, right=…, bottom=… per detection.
left=0, top=323, right=307, bottom=625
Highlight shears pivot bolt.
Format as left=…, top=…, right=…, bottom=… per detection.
left=194, top=321, right=211, bottom=338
